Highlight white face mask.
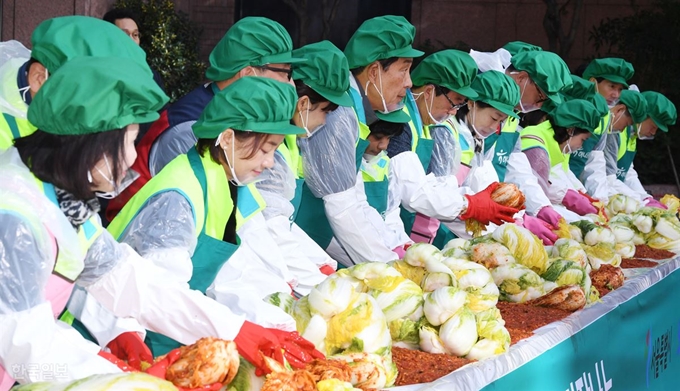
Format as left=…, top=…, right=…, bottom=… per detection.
left=608, top=112, right=620, bottom=133
left=425, top=89, right=447, bottom=125
left=637, top=124, right=654, bottom=140
left=365, top=68, right=404, bottom=115
left=87, top=154, right=138, bottom=199
left=517, top=78, right=540, bottom=113
left=299, top=103, right=323, bottom=137
left=561, top=131, right=574, bottom=155
left=216, top=132, right=263, bottom=187
left=595, top=83, right=619, bottom=108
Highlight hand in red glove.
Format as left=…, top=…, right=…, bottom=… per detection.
left=319, top=265, right=336, bottom=276
left=578, top=190, right=599, bottom=204
left=145, top=348, right=222, bottom=391
left=645, top=197, right=668, bottom=209
left=460, top=183, right=519, bottom=225
left=233, top=321, right=284, bottom=376
left=98, top=350, right=135, bottom=372
left=267, top=329, right=325, bottom=369
left=107, top=332, right=153, bottom=371
left=521, top=216, right=558, bottom=245
left=536, top=206, right=562, bottom=228
left=562, top=189, right=598, bottom=216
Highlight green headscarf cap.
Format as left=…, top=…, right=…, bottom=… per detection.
left=470, top=70, right=521, bottom=119
left=344, top=15, right=424, bottom=69
left=28, top=56, right=168, bottom=135
left=31, top=15, right=149, bottom=74
left=641, top=91, right=677, bottom=132
left=511, top=51, right=572, bottom=104
left=551, top=99, right=601, bottom=133
left=502, top=41, right=542, bottom=56
left=619, top=90, right=649, bottom=125
left=206, top=17, right=306, bottom=81
left=582, top=58, right=634, bottom=87
left=410, top=49, right=479, bottom=99
left=292, top=41, right=353, bottom=107
left=193, top=77, right=304, bottom=138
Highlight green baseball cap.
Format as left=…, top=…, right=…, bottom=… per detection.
left=562, top=75, right=609, bottom=117
left=206, top=17, right=306, bottom=81
left=292, top=41, right=353, bottom=107
left=470, top=70, right=520, bottom=119
left=552, top=99, right=601, bottom=133
left=502, top=41, right=542, bottom=56
left=582, top=58, right=634, bottom=87
left=510, top=51, right=572, bottom=105
left=410, top=49, right=479, bottom=99
left=193, top=78, right=303, bottom=138
left=641, top=91, right=677, bottom=132
left=27, top=57, right=168, bottom=135
left=344, top=15, right=424, bottom=69
left=618, top=90, right=648, bottom=124
left=31, top=15, right=149, bottom=74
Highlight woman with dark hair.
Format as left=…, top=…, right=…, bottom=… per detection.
left=520, top=99, right=601, bottom=217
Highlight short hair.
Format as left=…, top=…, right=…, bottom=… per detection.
left=294, top=80, right=339, bottom=113
left=455, top=100, right=492, bottom=122
left=14, top=128, right=128, bottom=200
left=350, top=57, right=399, bottom=77
left=368, top=119, right=405, bottom=139
left=549, top=117, right=590, bottom=144
left=103, top=8, right=140, bottom=27
left=196, top=131, right=272, bottom=164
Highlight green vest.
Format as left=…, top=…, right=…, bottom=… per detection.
left=484, top=117, right=519, bottom=181
left=569, top=112, right=610, bottom=178
left=616, top=126, right=637, bottom=181
left=361, top=153, right=390, bottom=215
left=520, top=120, right=570, bottom=172
left=0, top=112, right=37, bottom=150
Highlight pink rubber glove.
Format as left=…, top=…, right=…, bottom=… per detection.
left=536, top=206, right=562, bottom=228
left=521, top=216, right=558, bottom=245
left=645, top=198, right=668, bottom=209
left=562, top=189, right=598, bottom=216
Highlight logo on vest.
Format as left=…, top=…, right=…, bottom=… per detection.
left=573, top=150, right=589, bottom=159
left=616, top=167, right=627, bottom=179
left=496, top=150, right=509, bottom=166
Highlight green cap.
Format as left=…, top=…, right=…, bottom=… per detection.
left=344, top=15, right=424, bottom=69
left=582, top=58, right=634, bottom=87
left=410, top=49, right=479, bottom=99
left=193, top=78, right=303, bottom=138
left=206, top=17, right=306, bottom=81
left=641, top=91, right=677, bottom=132
left=292, top=41, right=353, bottom=107
left=510, top=51, right=572, bottom=105
left=27, top=57, right=168, bottom=135
left=562, top=75, right=609, bottom=117
left=502, top=41, right=542, bottom=56
left=31, top=15, right=149, bottom=74
left=470, top=70, right=520, bottom=119
left=375, top=109, right=411, bottom=123
left=551, top=99, right=601, bottom=133
left=618, top=90, right=648, bottom=124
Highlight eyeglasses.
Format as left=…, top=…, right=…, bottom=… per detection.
left=259, top=65, right=293, bottom=81
left=437, top=87, right=467, bottom=110
left=533, top=81, right=548, bottom=103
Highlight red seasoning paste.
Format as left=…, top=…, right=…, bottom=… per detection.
left=621, top=258, right=658, bottom=269
left=392, top=347, right=474, bottom=386
left=497, top=302, right=572, bottom=344
left=634, top=245, right=675, bottom=260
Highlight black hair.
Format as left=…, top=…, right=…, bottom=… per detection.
left=103, top=8, right=141, bottom=27
left=549, top=117, right=590, bottom=144
left=368, top=119, right=405, bottom=139
left=294, top=80, right=339, bottom=113
left=196, top=131, right=272, bottom=164
left=411, top=84, right=450, bottom=97
left=14, top=128, right=128, bottom=200
left=350, top=57, right=399, bottom=77
left=573, top=62, right=589, bottom=77
left=455, top=100, right=492, bottom=122
left=519, top=110, right=548, bottom=128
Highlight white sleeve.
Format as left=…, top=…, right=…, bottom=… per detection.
left=389, top=151, right=468, bottom=222
left=505, top=151, right=551, bottom=215
left=582, top=150, right=610, bottom=203
left=82, top=239, right=247, bottom=344
left=624, top=164, right=650, bottom=199
left=606, top=175, right=646, bottom=202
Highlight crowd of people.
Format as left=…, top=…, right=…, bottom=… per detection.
left=0, top=11, right=676, bottom=390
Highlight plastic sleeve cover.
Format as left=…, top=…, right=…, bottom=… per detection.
left=115, top=191, right=197, bottom=284
left=505, top=148, right=552, bottom=215
left=427, top=125, right=458, bottom=177
left=581, top=150, right=610, bottom=203
left=149, top=121, right=197, bottom=176
left=624, top=164, right=650, bottom=199
left=298, top=106, right=359, bottom=197
left=604, top=133, right=621, bottom=176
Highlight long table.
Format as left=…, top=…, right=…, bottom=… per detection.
left=391, top=256, right=680, bottom=390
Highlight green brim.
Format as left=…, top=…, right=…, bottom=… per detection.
left=546, top=92, right=563, bottom=105
left=388, top=46, right=425, bottom=60
left=651, top=117, right=669, bottom=132
left=255, top=123, right=306, bottom=135
left=375, top=109, right=411, bottom=123
left=600, top=75, right=629, bottom=88
left=258, top=52, right=307, bottom=65
left=311, top=84, right=354, bottom=107
left=450, top=85, right=479, bottom=100
left=483, top=99, right=519, bottom=119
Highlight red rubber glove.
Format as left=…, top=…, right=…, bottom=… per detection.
left=536, top=206, right=562, bottom=228
left=645, top=197, right=668, bottom=209
left=521, top=216, right=558, bottom=245
left=267, top=329, right=325, bottom=370
left=145, top=348, right=223, bottom=391
left=319, top=265, right=336, bottom=276
left=107, top=332, right=153, bottom=371
left=233, top=321, right=284, bottom=376
left=562, top=189, right=598, bottom=216
left=578, top=190, right=599, bottom=204
left=98, top=350, right=135, bottom=372
left=460, top=183, right=519, bottom=225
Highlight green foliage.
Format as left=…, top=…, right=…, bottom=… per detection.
left=112, top=0, right=206, bottom=102
left=589, top=1, right=680, bottom=184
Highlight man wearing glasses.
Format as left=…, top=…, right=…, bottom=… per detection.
left=105, top=16, right=305, bottom=221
